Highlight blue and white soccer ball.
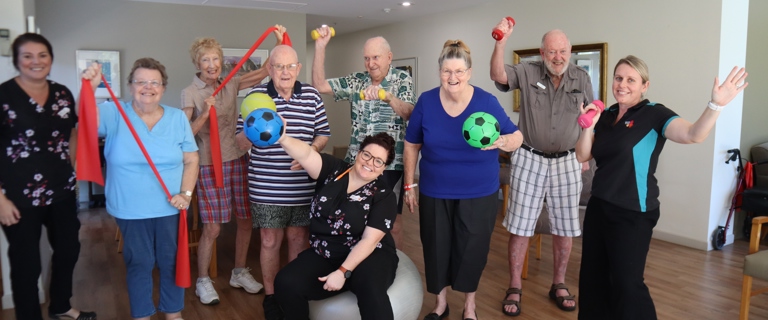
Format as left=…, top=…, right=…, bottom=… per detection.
left=244, top=108, right=283, bottom=147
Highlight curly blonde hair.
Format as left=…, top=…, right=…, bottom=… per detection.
left=189, top=37, right=223, bottom=68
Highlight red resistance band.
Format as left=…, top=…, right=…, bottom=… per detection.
left=207, top=27, right=292, bottom=187
left=75, top=28, right=293, bottom=288
left=94, top=74, right=192, bottom=288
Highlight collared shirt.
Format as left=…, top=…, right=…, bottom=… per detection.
left=181, top=74, right=245, bottom=165
left=327, top=66, right=415, bottom=171
left=495, top=61, right=593, bottom=153
left=591, top=99, right=679, bottom=212
left=244, top=80, right=331, bottom=206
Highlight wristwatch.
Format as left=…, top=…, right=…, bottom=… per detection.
left=183, top=190, right=193, bottom=197
left=338, top=266, right=352, bottom=279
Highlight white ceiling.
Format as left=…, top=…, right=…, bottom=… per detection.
left=131, top=0, right=495, bottom=36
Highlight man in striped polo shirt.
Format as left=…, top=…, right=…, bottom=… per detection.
left=242, top=45, right=331, bottom=320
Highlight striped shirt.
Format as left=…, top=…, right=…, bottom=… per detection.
left=241, top=80, right=331, bottom=206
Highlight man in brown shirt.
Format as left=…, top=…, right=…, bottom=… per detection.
left=491, top=21, right=593, bottom=316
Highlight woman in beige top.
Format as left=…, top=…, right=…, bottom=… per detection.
left=180, top=26, right=284, bottom=306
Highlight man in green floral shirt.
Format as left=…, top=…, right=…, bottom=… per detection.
left=312, top=27, right=415, bottom=248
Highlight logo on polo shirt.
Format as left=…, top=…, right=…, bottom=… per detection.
left=625, top=120, right=634, bottom=128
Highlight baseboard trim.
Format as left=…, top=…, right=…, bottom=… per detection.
left=652, top=230, right=722, bottom=251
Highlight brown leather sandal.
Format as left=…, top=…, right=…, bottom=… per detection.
left=502, top=287, right=522, bottom=316
left=548, top=283, right=577, bottom=312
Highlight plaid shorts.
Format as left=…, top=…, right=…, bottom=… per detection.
left=196, top=156, right=251, bottom=224
left=251, top=203, right=311, bottom=229
left=502, top=148, right=582, bottom=237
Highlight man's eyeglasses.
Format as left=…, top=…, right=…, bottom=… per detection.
left=359, top=150, right=386, bottom=168
left=131, top=80, right=163, bottom=88
left=272, top=63, right=299, bottom=72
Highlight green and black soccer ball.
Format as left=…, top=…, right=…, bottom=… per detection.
left=462, top=112, right=500, bottom=148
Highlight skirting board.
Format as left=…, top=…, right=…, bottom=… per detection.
left=652, top=229, right=734, bottom=251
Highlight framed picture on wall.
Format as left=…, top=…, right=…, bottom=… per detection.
left=76, top=50, right=120, bottom=98
left=392, top=57, right=418, bottom=95
left=577, top=59, right=593, bottom=79
left=222, top=48, right=269, bottom=97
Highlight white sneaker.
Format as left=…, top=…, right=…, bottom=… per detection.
left=229, top=268, right=264, bottom=294
left=195, top=278, right=220, bottom=305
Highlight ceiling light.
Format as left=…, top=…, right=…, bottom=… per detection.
left=401, top=2, right=412, bottom=6
left=321, top=24, right=328, bottom=27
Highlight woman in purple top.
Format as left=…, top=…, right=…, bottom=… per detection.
left=403, top=40, right=523, bottom=320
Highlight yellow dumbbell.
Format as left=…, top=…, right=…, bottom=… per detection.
left=311, top=27, right=336, bottom=40
left=359, top=89, right=387, bottom=101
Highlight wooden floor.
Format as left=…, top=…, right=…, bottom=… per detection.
left=3, top=203, right=768, bottom=320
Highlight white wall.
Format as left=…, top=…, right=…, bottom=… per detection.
left=34, top=0, right=307, bottom=203
left=308, top=0, right=758, bottom=250
left=733, top=0, right=768, bottom=239
left=0, top=0, right=27, bottom=80
left=741, top=1, right=768, bottom=153
left=706, top=0, right=749, bottom=249
left=35, top=0, right=307, bottom=108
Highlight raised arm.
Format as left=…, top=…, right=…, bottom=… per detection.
left=311, top=26, right=334, bottom=95
left=490, top=18, right=514, bottom=84
left=80, top=62, right=103, bottom=127
left=664, top=67, right=748, bottom=144
left=387, top=97, right=414, bottom=120
left=239, top=25, right=286, bottom=90
left=182, top=95, right=214, bottom=135
left=277, top=124, right=323, bottom=179
left=363, top=85, right=414, bottom=120
left=575, top=102, right=600, bottom=162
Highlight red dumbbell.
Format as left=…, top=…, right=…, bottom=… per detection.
left=492, top=17, right=516, bottom=41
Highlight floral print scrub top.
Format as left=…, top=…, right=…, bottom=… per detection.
left=309, top=153, right=397, bottom=260
left=0, top=79, right=78, bottom=207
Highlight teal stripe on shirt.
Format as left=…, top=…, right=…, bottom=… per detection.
left=632, top=129, right=659, bottom=212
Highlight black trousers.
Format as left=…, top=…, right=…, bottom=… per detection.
left=419, top=192, right=497, bottom=294
left=578, top=197, right=660, bottom=320
left=1, top=196, right=81, bottom=320
left=274, top=248, right=398, bottom=320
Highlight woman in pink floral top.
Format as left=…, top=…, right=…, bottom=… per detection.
left=0, top=33, right=98, bottom=320
left=273, top=132, right=399, bottom=320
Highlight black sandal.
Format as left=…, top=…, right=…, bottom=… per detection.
left=549, top=283, right=577, bottom=312
left=49, top=311, right=97, bottom=320
left=502, top=287, right=522, bottom=316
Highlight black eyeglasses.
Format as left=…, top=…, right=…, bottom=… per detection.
left=358, top=150, right=386, bottom=168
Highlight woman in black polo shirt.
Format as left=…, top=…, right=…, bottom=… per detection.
left=575, top=55, right=748, bottom=320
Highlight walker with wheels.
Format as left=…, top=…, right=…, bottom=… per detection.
left=712, top=149, right=768, bottom=249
